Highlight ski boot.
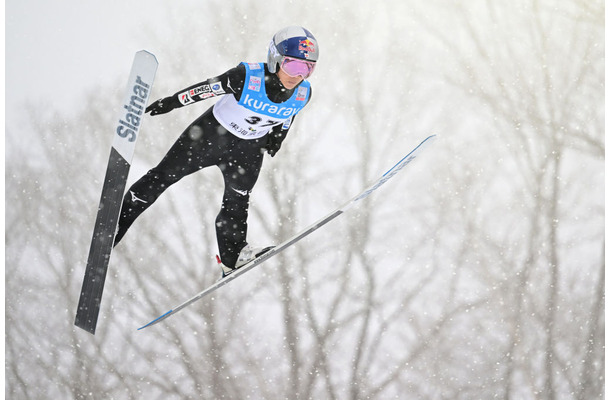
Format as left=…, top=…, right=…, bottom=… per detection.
left=217, top=244, right=274, bottom=278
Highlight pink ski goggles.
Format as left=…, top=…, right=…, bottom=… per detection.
left=280, top=56, right=316, bottom=79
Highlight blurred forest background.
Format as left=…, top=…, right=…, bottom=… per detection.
left=5, top=0, right=604, bottom=399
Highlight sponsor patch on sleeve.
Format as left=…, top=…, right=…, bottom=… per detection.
left=189, top=84, right=216, bottom=100
left=179, top=91, right=195, bottom=105
left=211, top=82, right=225, bottom=95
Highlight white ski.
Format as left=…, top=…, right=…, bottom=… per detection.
left=75, top=50, right=158, bottom=335
left=138, top=134, right=437, bottom=330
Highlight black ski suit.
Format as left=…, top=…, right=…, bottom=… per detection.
left=114, top=63, right=312, bottom=268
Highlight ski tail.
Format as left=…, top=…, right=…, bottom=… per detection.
left=137, top=310, right=174, bottom=330
left=74, top=149, right=131, bottom=334
left=75, top=50, right=158, bottom=335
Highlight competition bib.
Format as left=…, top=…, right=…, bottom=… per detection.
left=213, top=62, right=310, bottom=139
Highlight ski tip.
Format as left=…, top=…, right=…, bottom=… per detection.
left=421, top=134, right=437, bottom=145
left=137, top=309, right=173, bottom=331
left=410, top=134, right=438, bottom=155
left=136, top=49, right=159, bottom=64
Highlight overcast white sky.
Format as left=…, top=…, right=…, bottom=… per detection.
left=5, top=0, right=182, bottom=126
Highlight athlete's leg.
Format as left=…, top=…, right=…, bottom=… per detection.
left=215, top=137, right=266, bottom=268
left=115, top=107, right=226, bottom=245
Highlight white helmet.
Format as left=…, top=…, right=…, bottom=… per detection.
left=267, top=26, right=319, bottom=74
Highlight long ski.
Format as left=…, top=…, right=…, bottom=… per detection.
left=75, top=50, right=158, bottom=334
left=138, top=135, right=437, bottom=330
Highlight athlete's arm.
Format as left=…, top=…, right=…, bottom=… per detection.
left=145, top=64, right=246, bottom=116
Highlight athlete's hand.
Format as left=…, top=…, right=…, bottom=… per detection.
left=145, top=96, right=179, bottom=116
left=265, top=131, right=286, bottom=157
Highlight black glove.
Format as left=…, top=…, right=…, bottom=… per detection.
left=145, top=96, right=181, bottom=115
left=265, top=130, right=287, bottom=157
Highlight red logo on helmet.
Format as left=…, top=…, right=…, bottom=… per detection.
left=299, top=39, right=316, bottom=53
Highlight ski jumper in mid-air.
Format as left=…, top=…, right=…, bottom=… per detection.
left=113, top=26, right=319, bottom=277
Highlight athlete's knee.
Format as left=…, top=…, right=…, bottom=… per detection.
left=147, top=166, right=183, bottom=186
